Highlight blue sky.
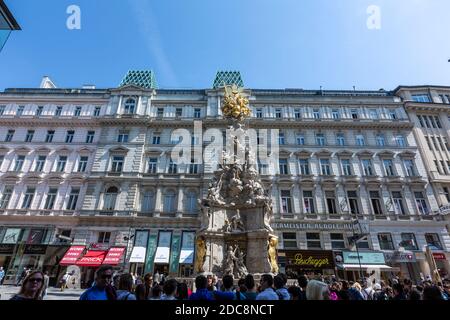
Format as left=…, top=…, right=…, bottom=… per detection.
left=1, top=0, right=450, bottom=90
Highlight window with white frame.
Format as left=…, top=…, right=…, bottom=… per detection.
left=124, top=98, right=136, bottom=114
left=275, top=108, right=282, bottom=118
left=414, top=192, right=429, bottom=215
left=425, top=233, right=443, bottom=250
left=355, top=134, right=365, bottom=146
left=400, top=233, right=418, bottom=250
left=185, top=191, right=198, bottom=214
left=336, top=133, right=345, bottom=146
left=325, top=191, right=337, bottom=214
left=316, top=133, right=325, bottom=146
left=299, top=159, right=310, bottom=175
left=86, top=131, right=95, bottom=143
left=147, top=158, right=157, bottom=174
left=283, top=233, right=297, bottom=249
left=341, top=159, right=352, bottom=176
left=411, top=94, right=431, bottom=103
left=280, top=190, right=293, bottom=214
left=404, top=159, right=417, bottom=177
left=98, top=232, right=111, bottom=244
left=94, top=106, right=101, bottom=117
left=14, top=155, right=25, bottom=172
left=331, top=233, right=346, bottom=249
left=0, top=186, right=13, bottom=209
left=163, top=190, right=176, bottom=213
left=395, top=135, right=406, bottom=147
left=22, top=187, right=35, bottom=209
left=44, top=188, right=58, bottom=210
left=5, top=129, right=14, bottom=142
left=0, top=105, right=5, bottom=115
left=347, top=191, right=360, bottom=214
left=350, top=109, right=359, bottom=119
left=258, top=159, right=268, bottom=175
left=376, top=134, right=385, bottom=146
left=313, top=109, right=320, bottom=119
left=66, top=188, right=79, bottom=210
left=332, top=109, right=340, bottom=119
left=45, top=130, right=55, bottom=143
left=25, top=130, right=34, bottom=142
left=168, top=159, right=178, bottom=174
left=278, top=132, right=285, bottom=145
left=389, top=109, right=397, bottom=120
left=361, top=159, right=374, bottom=176
left=306, top=233, right=321, bottom=249
left=303, top=191, right=315, bottom=214
left=256, top=108, right=263, bottom=118
left=176, top=108, right=183, bottom=117
left=152, top=134, right=161, bottom=145
left=141, top=191, right=155, bottom=212
left=383, top=159, right=395, bottom=176
left=157, top=108, right=164, bottom=117
left=103, top=187, right=118, bottom=211
left=65, top=130, right=74, bottom=143
left=370, top=191, right=383, bottom=215
left=189, top=160, right=199, bottom=174
left=194, top=108, right=201, bottom=118
left=279, top=159, right=289, bottom=175
left=320, top=158, right=332, bottom=175
left=55, top=106, right=62, bottom=116
left=74, top=106, right=82, bottom=117
left=117, top=130, right=129, bottom=143
left=294, top=109, right=301, bottom=119
left=378, top=233, right=394, bottom=250
left=77, top=156, right=88, bottom=173
left=34, top=155, right=46, bottom=172
left=17, top=106, right=24, bottom=116
left=296, top=133, right=305, bottom=145
left=111, top=156, right=124, bottom=172
left=56, top=156, right=67, bottom=172
left=392, top=191, right=407, bottom=215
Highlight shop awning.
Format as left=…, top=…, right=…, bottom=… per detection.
left=179, top=249, right=194, bottom=264
left=76, top=250, right=107, bottom=267
left=129, top=247, right=147, bottom=263
left=337, top=264, right=392, bottom=271
left=60, top=246, right=86, bottom=266
left=103, top=247, right=126, bottom=265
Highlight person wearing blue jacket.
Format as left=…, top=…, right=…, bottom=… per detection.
left=189, top=275, right=214, bottom=301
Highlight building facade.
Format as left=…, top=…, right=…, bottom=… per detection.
left=0, top=72, right=449, bottom=286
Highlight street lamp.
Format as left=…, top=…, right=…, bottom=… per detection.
left=123, top=234, right=135, bottom=272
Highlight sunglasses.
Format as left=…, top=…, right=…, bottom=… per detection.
left=28, top=278, right=43, bottom=283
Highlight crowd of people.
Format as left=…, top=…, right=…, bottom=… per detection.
left=5, top=264, right=450, bottom=301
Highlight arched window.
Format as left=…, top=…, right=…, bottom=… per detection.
left=163, top=190, right=176, bottom=213
left=103, top=186, right=118, bottom=211
left=124, top=98, right=136, bottom=114
left=185, top=191, right=198, bottom=214
left=141, top=190, right=155, bottom=212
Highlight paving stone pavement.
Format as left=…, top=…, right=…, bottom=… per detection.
left=0, top=285, right=83, bottom=300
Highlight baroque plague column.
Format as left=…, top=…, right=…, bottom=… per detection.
left=194, top=85, right=279, bottom=277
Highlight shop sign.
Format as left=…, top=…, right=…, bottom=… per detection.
left=2, top=228, right=22, bottom=244
left=103, top=247, right=126, bottom=265
left=26, top=229, right=45, bottom=244
left=144, top=234, right=158, bottom=274
left=154, top=231, right=172, bottom=264
left=179, top=232, right=195, bottom=264
left=433, top=253, right=446, bottom=260
left=283, top=250, right=335, bottom=269
left=272, top=222, right=354, bottom=231
left=24, top=245, right=48, bottom=255
left=343, top=251, right=386, bottom=264
left=384, top=251, right=417, bottom=263
left=0, top=243, right=15, bottom=254
left=130, top=231, right=149, bottom=263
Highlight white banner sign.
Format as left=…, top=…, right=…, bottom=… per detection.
left=179, top=232, right=195, bottom=264
left=154, top=232, right=171, bottom=264
left=129, top=247, right=147, bottom=263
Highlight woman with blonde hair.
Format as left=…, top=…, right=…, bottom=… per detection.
left=305, top=279, right=330, bottom=300
left=10, top=270, right=45, bottom=300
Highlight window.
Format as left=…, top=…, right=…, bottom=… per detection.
left=435, top=160, right=444, bottom=175
left=34, top=156, right=46, bottom=172
left=387, top=109, right=397, bottom=120
left=392, top=191, right=407, bottom=215
left=0, top=186, right=13, bottom=209
left=5, top=129, right=14, bottom=142
left=332, top=109, right=340, bottom=119
left=296, top=133, right=305, bottom=145
left=447, top=161, right=450, bottom=174
left=86, top=131, right=95, bottom=143
left=0, top=105, right=5, bottom=115
left=336, top=133, right=345, bottom=146
left=313, top=109, right=320, bottom=119
left=378, top=233, right=394, bottom=250
left=275, top=108, right=282, bottom=118
left=278, top=132, right=285, bottom=145
left=65, top=130, right=74, bottom=143
left=45, top=130, right=55, bottom=143
left=77, top=156, right=88, bottom=172
left=14, top=155, right=25, bottom=171
left=362, top=159, right=374, bottom=176
left=157, top=108, right=164, bottom=118
left=425, top=136, right=433, bottom=150
left=425, top=233, right=443, bottom=250
left=25, top=130, right=34, bottom=142
left=356, top=236, right=370, bottom=249
left=299, top=159, right=310, bottom=175
left=341, top=159, right=352, bottom=176
left=423, top=116, right=431, bottom=128
left=258, top=159, right=268, bottom=175
left=417, top=115, right=425, bottom=127
left=36, top=106, right=43, bottom=116
left=414, top=192, right=429, bottom=215
left=124, top=99, right=136, bottom=114
left=17, top=106, right=24, bottom=116
left=443, top=187, right=450, bottom=203
left=176, top=108, right=183, bottom=117
left=55, top=106, right=62, bottom=116
left=280, top=190, right=293, bottom=214
left=370, top=191, right=383, bottom=215
left=294, top=109, right=301, bottom=119
left=376, top=134, right=385, bottom=146
left=148, top=158, right=158, bottom=174
left=66, top=188, right=79, bottom=210
left=141, top=191, right=155, bottom=212
left=350, top=109, right=358, bottom=119
left=185, top=192, right=198, bottom=213
left=103, top=187, right=118, bottom=211
left=283, top=233, right=297, bottom=249
left=320, top=158, right=332, bottom=175
left=331, top=234, right=345, bottom=249
left=111, top=156, right=124, bottom=172
left=316, top=133, right=325, bottom=146
left=306, top=233, right=321, bottom=249
left=303, top=191, right=315, bottom=214
left=0, top=155, right=3, bottom=169
left=355, top=135, right=365, bottom=146
left=438, top=137, right=446, bottom=151
left=395, top=135, right=406, bottom=147
left=256, top=108, right=263, bottom=118
left=404, top=160, right=417, bottom=177
left=168, top=159, right=178, bottom=174
left=21, top=187, right=35, bottom=209
left=194, top=108, right=201, bottom=118
left=94, top=107, right=101, bottom=117
left=369, top=109, right=378, bottom=119
left=74, top=106, right=82, bottom=117
left=400, top=233, right=418, bottom=250
left=443, top=137, right=450, bottom=151
left=44, top=188, right=58, bottom=210
left=412, top=94, right=431, bottom=103
left=279, top=159, right=289, bottom=175
left=383, top=159, right=395, bottom=176
left=441, top=160, right=448, bottom=175
left=152, top=134, right=161, bottom=145
left=98, top=232, right=111, bottom=244
left=189, top=160, right=199, bottom=174
left=163, top=190, right=176, bottom=213
left=326, top=191, right=337, bottom=214
left=347, top=191, right=360, bottom=214
left=117, top=130, right=129, bottom=143
left=56, top=156, right=67, bottom=172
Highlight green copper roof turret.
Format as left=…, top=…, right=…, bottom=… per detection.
left=213, top=71, right=244, bottom=89
left=120, top=70, right=158, bottom=89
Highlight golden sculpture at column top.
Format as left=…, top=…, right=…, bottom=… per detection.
left=194, top=237, right=207, bottom=273
left=268, top=236, right=279, bottom=274
left=221, top=84, right=251, bottom=122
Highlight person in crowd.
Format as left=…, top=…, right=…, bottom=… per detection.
left=242, top=274, right=258, bottom=300
left=392, top=283, right=407, bottom=300
left=288, top=286, right=301, bottom=300
left=337, top=281, right=350, bottom=300
left=150, top=285, right=162, bottom=300
left=207, top=275, right=217, bottom=291
left=305, top=279, right=330, bottom=301
left=348, top=282, right=364, bottom=300
left=372, top=283, right=387, bottom=301
left=214, top=274, right=245, bottom=300
left=135, top=273, right=153, bottom=300
left=10, top=270, right=45, bottom=300
left=274, top=274, right=290, bottom=300
left=189, top=275, right=214, bottom=300
left=297, top=275, right=308, bottom=301
left=161, top=279, right=178, bottom=300
left=442, top=279, right=450, bottom=300
left=41, top=271, right=50, bottom=299
left=176, top=282, right=189, bottom=300
left=361, top=279, right=374, bottom=300
left=153, top=270, right=160, bottom=285
left=408, top=287, right=422, bottom=301
left=423, top=285, right=445, bottom=300
left=403, top=279, right=413, bottom=299
left=112, top=274, right=120, bottom=291
left=256, top=274, right=279, bottom=300
left=16, top=267, right=28, bottom=286
left=329, top=282, right=340, bottom=300
left=116, top=273, right=137, bottom=300
left=80, top=265, right=116, bottom=300
left=0, top=266, right=5, bottom=285
left=60, top=271, right=70, bottom=291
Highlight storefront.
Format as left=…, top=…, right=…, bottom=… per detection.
left=278, top=250, right=335, bottom=279
left=384, top=251, right=421, bottom=282
left=336, top=251, right=392, bottom=282
left=129, top=230, right=149, bottom=277
left=153, top=231, right=172, bottom=275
